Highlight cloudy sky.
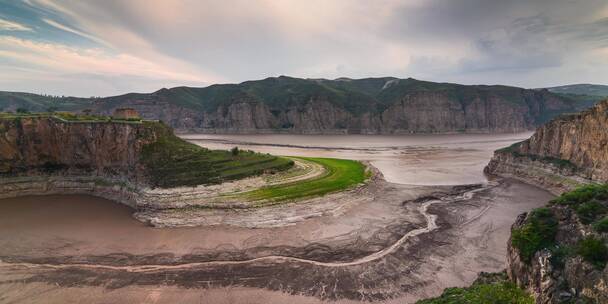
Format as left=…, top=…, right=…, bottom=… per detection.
left=0, top=0, right=607, bottom=97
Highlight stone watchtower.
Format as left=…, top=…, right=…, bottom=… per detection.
left=112, top=108, right=140, bottom=120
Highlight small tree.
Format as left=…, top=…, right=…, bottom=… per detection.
left=231, top=146, right=239, bottom=156
left=16, top=108, right=29, bottom=114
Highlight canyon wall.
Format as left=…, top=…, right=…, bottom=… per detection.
left=1, top=77, right=581, bottom=134
left=93, top=84, right=574, bottom=134
left=0, top=116, right=156, bottom=184
left=486, top=100, right=608, bottom=303
left=486, top=99, right=608, bottom=194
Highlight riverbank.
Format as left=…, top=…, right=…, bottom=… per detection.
left=0, top=157, right=374, bottom=227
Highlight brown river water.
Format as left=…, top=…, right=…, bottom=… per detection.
left=1, top=132, right=554, bottom=304
left=183, top=132, right=533, bottom=185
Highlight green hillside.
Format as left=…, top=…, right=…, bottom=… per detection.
left=139, top=121, right=293, bottom=188
left=1, top=77, right=593, bottom=129
left=546, top=84, right=608, bottom=97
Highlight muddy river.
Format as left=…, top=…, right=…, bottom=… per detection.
left=0, top=132, right=554, bottom=304
left=183, top=132, right=532, bottom=185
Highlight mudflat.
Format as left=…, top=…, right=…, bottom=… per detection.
left=0, top=133, right=552, bottom=303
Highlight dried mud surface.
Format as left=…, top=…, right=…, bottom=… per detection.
left=0, top=179, right=552, bottom=303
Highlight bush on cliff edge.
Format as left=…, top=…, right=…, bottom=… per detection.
left=511, top=208, right=558, bottom=263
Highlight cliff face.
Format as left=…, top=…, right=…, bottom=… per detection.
left=1, top=77, right=582, bottom=134
left=0, top=117, right=156, bottom=184
left=486, top=99, right=608, bottom=194
left=486, top=100, right=608, bottom=303
left=0, top=115, right=291, bottom=188
left=507, top=191, right=608, bottom=304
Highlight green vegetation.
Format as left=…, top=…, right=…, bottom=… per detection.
left=577, top=236, right=608, bottom=269
left=0, top=111, right=143, bottom=123
left=544, top=184, right=608, bottom=268
left=593, top=217, right=608, bottom=233
left=575, top=200, right=607, bottom=224
left=511, top=208, right=558, bottom=263
left=549, top=245, right=574, bottom=268
left=547, top=84, right=608, bottom=97
left=1, top=77, right=578, bottom=121
left=495, top=142, right=579, bottom=171
left=139, top=122, right=293, bottom=188
left=416, top=272, right=534, bottom=304
left=239, top=157, right=366, bottom=204
left=0, top=91, right=92, bottom=113
left=551, top=184, right=608, bottom=206
left=515, top=152, right=577, bottom=170
left=495, top=141, right=525, bottom=153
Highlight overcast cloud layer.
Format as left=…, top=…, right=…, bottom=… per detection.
left=0, top=0, right=607, bottom=97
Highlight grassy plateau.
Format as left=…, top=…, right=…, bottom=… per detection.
left=239, top=157, right=367, bottom=204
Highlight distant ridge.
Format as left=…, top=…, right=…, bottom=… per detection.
left=545, top=83, right=608, bottom=97
left=0, top=76, right=603, bottom=134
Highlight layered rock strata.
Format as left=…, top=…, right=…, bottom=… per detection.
left=486, top=99, right=608, bottom=194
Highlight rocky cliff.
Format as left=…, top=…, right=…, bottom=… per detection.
left=0, top=113, right=291, bottom=189
left=0, top=115, right=155, bottom=184
left=486, top=100, right=608, bottom=303
left=486, top=99, right=608, bottom=194
left=506, top=186, right=608, bottom=303
left=0, top=77, right=586, bottom=134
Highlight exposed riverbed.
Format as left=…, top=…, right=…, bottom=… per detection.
left=0, top=133, right=553, bottom=304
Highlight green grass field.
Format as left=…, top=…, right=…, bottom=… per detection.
left=240, top=157, right=367, bottom=204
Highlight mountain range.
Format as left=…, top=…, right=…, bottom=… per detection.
left=1, top=76, right=604, bottom=134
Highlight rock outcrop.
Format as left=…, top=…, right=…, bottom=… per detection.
left=0, top=116, right=156, bottom=183
left=507, top=194, right=608, bottom=303
left=1, top=77, right=584, bottom=134
left=486, top=100, right=608, bottom=303
left=486, top=99, right=608, bottom=194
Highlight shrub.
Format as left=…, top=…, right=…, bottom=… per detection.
left=577, top=236, right=608, bottom=269
left=16, top=108, right=29, bottom=113
left=551, top=184, right=608, bottom=206
left=550, top=245, right=573, bottom=268
left=593, top=217, right=608, bottom=233
left=511, top=208, right=558, bottom=263
left=416, top=280, right=534, bottom=304
left=231, top=146, right=239, bottom=156
left=576, top=200, right=607, bottom=224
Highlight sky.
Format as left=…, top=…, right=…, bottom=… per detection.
left=0, top=0, right=607, bottom=97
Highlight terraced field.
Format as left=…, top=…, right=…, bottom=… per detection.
left=140, top=122, right=294, bottom=188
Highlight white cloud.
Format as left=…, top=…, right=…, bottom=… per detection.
left=0, top=36, right=222, bottom=95
left=6, top=0, right=608, bottom=94
left=42, top=18, right=107, bottom=45
left=0, top=18, right=33, bottom=31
